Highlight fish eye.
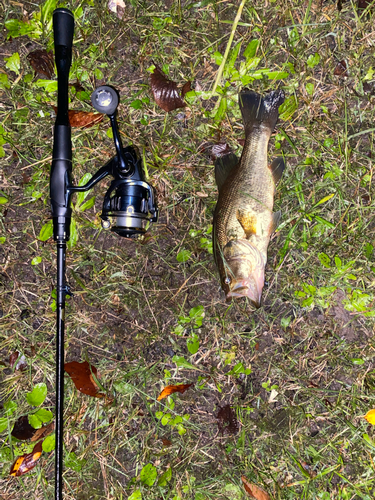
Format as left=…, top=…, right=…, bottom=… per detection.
left=224, top=277, right=231, bottom=284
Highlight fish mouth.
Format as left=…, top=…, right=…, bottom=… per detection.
left=226, top=278, right=262, bottom=308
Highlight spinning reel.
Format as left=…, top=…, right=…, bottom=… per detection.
left=51, top=84, right=158, bottom=241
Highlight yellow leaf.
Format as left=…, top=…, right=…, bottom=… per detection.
left=364, top=409, right=375, bottom=425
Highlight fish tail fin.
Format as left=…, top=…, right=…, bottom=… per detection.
left=239, top=90, right=285, bottom=136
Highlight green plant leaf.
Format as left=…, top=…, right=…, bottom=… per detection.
left=306, top=82, right=314, bottom=95
left=42, top=434, right=55, bottom=452
left=128, top=491, right=142, bottom=500
left=0, top=73, right=10, bottom=89
left=29, top=408, right=53, bottom=429
left=307, top=53, right=320, bottom=69
left=0, top=195, right=8, bottom=204
left=5, top=52, right=21, bottom=75
left=318, top=253, right=331, bottom=268
left=76, top=173, right=93, bottom=207
left=244, top=39, right=259, bottom=60
left=35, top=79, right=58, bottom=92
left=31, top=256, right=42, bottom=266
left=41, top=0, right=58, bottom=26
left=39, top=220, right=53, bottom=241
left=279, top=95, right=298, bottom=121
left=66, top=451, right=85, bottom=472
left=79, top=197, right=95, bottom=212
left=67, top=218, right=78, bottom=249
left=187, top=332, right=199, bottom=355
left=176, top=249, right=191, bottom=263
left=26, top=382, right=47, bottom=406
left=140, top=463, right=157, bottom=486
left=214, top=96, right=227, bottom=122
left=0, top=417, right=8, bottom=433
left=158, top=466, right=172, bottom=486
left=172, top=356, right=197, bottom=370
left=4, top=400, right=17, bottom=416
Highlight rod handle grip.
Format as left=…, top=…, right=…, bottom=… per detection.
left=53, top=8, right=74, bottom=48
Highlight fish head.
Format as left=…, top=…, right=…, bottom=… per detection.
left=221, top=239, right=265, bottom=307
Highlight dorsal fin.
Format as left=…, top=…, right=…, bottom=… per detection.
left=270, top=157, right=285, bottom=185
left=214, top=152, right=239, bottom=190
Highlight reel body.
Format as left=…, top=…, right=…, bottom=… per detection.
left=101, top=146, right=158, bottom=238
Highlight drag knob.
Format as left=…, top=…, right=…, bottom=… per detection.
left=91, top=86, right=119, bottom=116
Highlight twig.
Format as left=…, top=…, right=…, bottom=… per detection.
left=212, top=0, right=247, bottom=94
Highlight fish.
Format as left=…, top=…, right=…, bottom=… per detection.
left=212, top=89, right=285, bottom=307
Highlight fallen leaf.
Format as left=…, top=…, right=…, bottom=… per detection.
left=9, top=351, right=27, bottom=371
left=211, top=143, right=232, bottom=161
left=10, top=441, right=43, bottom=477
left=69, top=110, right=104, bottom=128
left=241, top=476, right=271, bottom=500
left=150, top=65, right=190, bottom=112
left=161, top=437, right=172, bottom=447
left=9, top=351, right=19, bottom=369
left=334, top=60, right=348, bottom=77
left=27, top=49, right=54, bottom=79
left=157, top=383, right=192, bottom=401
left=364, top=409, right=375, bottom=425
left=358, top=0, right=371, bottom=9
left=108, top=0, right=125, bottom=18
left=217, top=404, right=239, bottom=435
left=51, top=107, right=104, bottom=128
left=31, top=422, right=54, bottom=442
left=11, top=416, right=36, bottom=441
left=64, top=360, right=105, bottom=398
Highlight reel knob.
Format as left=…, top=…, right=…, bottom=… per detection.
left=91, top=86, right=119, bottom=116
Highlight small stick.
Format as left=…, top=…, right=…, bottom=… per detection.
left=212, top=0, right=247, bottom=94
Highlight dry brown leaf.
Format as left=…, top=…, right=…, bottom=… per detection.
left=150, top=65, right=190, bottom=112
left=64, top=360, right=105, bottom=398
left=27, top=49, right=54, bottom=79
left=9, top=351, right=19, bottom=369
left=11, top=415, right=36, bottom=441
left=241, top=476, right=271, bottom=500
left=30, top=422, right=54, bottom=442
left=68, top=110, right=104, bottom=128
left=157, top=383, right=192, bottom=401
left=217, top=404, right=239, bottom=435
left=51, top=107, right=104, bottom=128
left=161, top=437, right=172, bottom=447
left=334, top=60, right=348, bottom=77
left=211, top=143, right=232, bottom=161
left=10, top=441, right=43, bottom=477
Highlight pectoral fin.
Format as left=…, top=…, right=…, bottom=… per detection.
left=237, top=211, right=257, bottom=238
left=270, top=157, right=285, bottom=185
left=269, top=210, right=282, bottom=234
left=214, top=152, right=239, bottom=190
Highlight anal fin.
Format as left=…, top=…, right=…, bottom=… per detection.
left=270, top=157, right=285, bottom=185
left=270, top=210, right=282, bottom=234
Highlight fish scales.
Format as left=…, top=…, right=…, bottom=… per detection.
left=213, top=89, right=285, bottom=307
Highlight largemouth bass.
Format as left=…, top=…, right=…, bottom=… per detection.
left=213, top=89, right=285, bottom=307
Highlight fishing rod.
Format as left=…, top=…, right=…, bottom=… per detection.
left=51, top=9, right=157, bottom=499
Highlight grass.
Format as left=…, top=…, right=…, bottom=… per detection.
left=1, top=0, right=375, bottom=498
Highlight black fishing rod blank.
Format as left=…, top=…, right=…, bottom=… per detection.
left=51, top=9, right=157, bottom=499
